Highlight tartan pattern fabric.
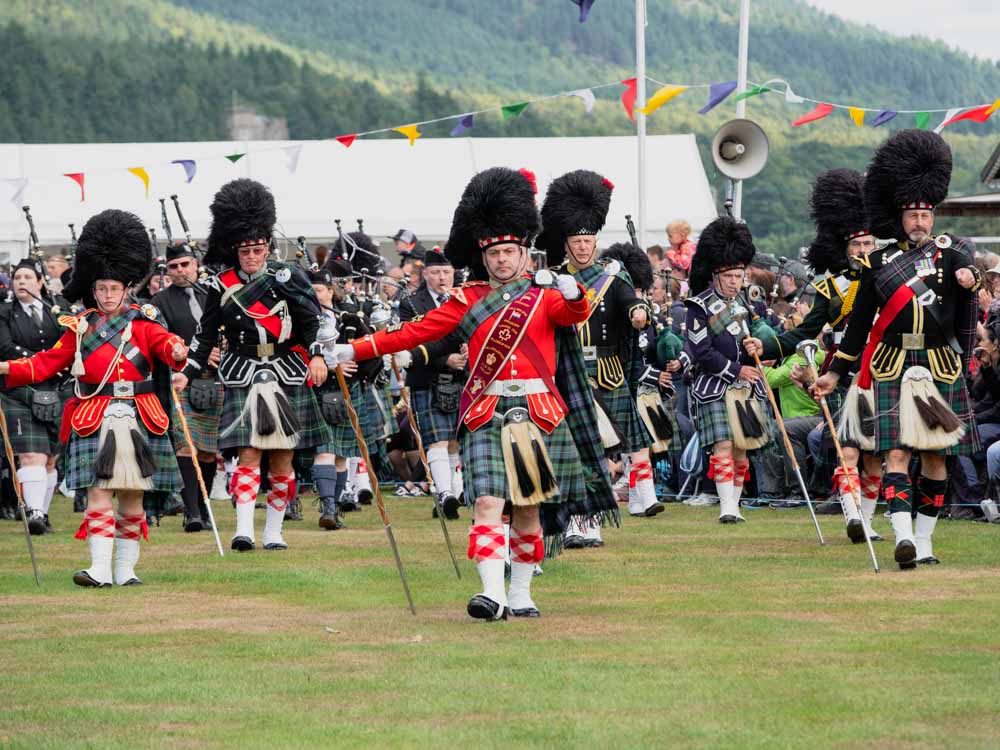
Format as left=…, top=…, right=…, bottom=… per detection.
left=320, top=380, right=363, bottom=457
left=75, top=508, right=115, bottom=540
left=708, top=455, right=734, bottom=482
left=114, top=512, right=148, bottom=542
left=861, top=474, right=881, bottom=501
left=914, top=475, right=947, bottom=516
left=467, top=524, right=506, bottom=562
left=232, top=466, right=261, bottom=506
left=510, top=528, right=544, bottom=564
left=833, top=466, right=861, bottom=495
left=65, top=419, right=180, bottom=492
left=872, top=350, right=979, bottom=456
left=881, top=472, right=911, bottom=514
left=588, top=364, right=651, bottom=453
left=170, top=379, right=224, bottom=453
left=696, top=398, right=735, bottom=448
left=218, top=380, right=331, bottom=453
left=0, top=390, right=60, bottom=454
left=732, top=458, right=750, bottom=487
left=266, top=471, right=294, bottom=512
left=460, top=393, right=586, bottom=541
left=628, top=459, right=653, bottom=487
left=409, top=386, right=458, bottom=445
left=359, top=384, right=386, bottom=445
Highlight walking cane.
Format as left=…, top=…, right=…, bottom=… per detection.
left=797, top=341, right=879, bottom=572
left=389, top=356, right=461, bottom=579
left=0, top=402, right=41, bottom=586
left=740, top=318, right=825, bottom=545
left=171, top=388, right=225, bottom=558
left=335, top=364, right=416, bottom=614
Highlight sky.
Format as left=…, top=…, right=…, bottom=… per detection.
left=804, top=0, right=999, bottom=62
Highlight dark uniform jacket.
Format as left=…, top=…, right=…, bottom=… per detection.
left=682, top=286, right=760, bottom=403
left=397, top=284, right=465, bottom=389
left=151, top=282, right=211, bottom=344
left=0, top=297, right=66, bottom=390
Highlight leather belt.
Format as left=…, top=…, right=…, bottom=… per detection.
left=484, top=378, right=548, bottom=397
left=82, top=380, right=157, bottom=398
left=234, top=341, right=293, bottom=358
left=880, top=331, right=947, bottom=350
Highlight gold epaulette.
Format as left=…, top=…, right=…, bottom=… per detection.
left=811, top=278, right=832, bottom=300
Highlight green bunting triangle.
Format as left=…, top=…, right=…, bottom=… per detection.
left=501, top=102, right=529, bottom=120
left=733, top=85, right=771, bottom=102
left=914, top=112, right=930, bottom=130
left=226, top=153, right=246, bottom=163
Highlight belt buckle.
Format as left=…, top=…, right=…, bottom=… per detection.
left=582, top=346, right=597, bottom=361
left=505, top=382, right=522, bottom=395
left=112, top=381, right=133, bottom=398
left=901, top=333, right=924, bottom=350
left=256, top=343, right=275, bottom=357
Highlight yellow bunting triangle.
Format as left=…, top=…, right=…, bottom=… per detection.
left=987, top=98, right=1000, bottom=117
left=394, top=124, right=422, bottom=146
left=637, top=85, right=688, bottom=115
left=848, top=107, right=865, bottom=127
left=127, top=167, right=150, bottom=197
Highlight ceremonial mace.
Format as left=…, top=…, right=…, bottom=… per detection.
left=334, top=364, right=416, bottom=614
left=797, top=341, right=879, bottom=572
left=0, top=403, right=41, bottom=586
left=171, top=388, right=225, bottom=558
left=388, top=355, right=461, bottom=579
left=739, top=317, right=825, bottom=545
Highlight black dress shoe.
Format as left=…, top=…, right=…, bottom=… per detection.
left=118, top=576, right=143, bottom=586
left=563, top=534, right=586, bottom=549
left=644, top=502, right=665, bottom=517
left=183, top=515, right=205, bottom=533
left=44, top=514, right=53, bottom=532
left=231, top=536, right=255, bottom=552
left=511, top=606, right=541, bottom=618
left=27, top=511, right=47, bottom=536
left=263, top=540, right=288, bottom=551
left=846, top=518, right=866, bottom=544
left=869, top=533, right=884, bottom=542
left=585, top=537, right=605, bottom=548
left=440, top=493, right=460, bottom=520
left=358, top=489, right=373, bottom=506
left=72, top=570, right=112, bottom=588
left=467, top=595, right=508, bottom=621
left=815, top=499, right=843, bottom=515
left=719, top=515, right=741, bottom=524
left=917, top=555, right=941, bottom=565
left=894, top=540, right=917, bottom=569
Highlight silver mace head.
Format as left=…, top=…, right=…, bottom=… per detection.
left=796, top=339, right=819, bottom=369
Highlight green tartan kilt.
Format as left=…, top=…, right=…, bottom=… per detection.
left=872, top=354, right=980, bottom=456
left=460, top=394, right=585, bottom=538
left=410, top=386, right=458, bottom=445
left=0, top=390, right=60, bottom=455
left=170, top=379, right=224, bottom=454
left=360, top=384, right=386, bottom=443
left=217, top=379, right=331, bottom=454
left=588, top=366, right=651, bottom=453
left=65, top=420, right=181, bottom=492
left=317, top=380, right=369, bottom=458
left=381, top=383, right=399, bottom=437
left=694, top=392, right=771, bottom=449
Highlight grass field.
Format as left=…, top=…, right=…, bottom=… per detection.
left=1, top=495, right=998, bottom=750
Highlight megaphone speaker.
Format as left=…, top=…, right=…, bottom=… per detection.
left=711, top=119, right=769, bottom=181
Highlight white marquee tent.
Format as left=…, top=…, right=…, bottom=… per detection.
left=0, top=135, right=718, bottom=262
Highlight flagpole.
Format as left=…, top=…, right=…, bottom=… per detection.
left=733, top=0, right=751, bottom=220
left=636, top=0, right=647, bottom=248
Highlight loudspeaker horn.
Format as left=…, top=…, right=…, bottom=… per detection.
left=711, top=118, right=769, bottom=181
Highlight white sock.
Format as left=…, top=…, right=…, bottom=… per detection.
left=716, top=480, right=735, bottom=518
left=426, top=444, right=452, bottom=496
left=113, top=538, right=141, bottom=585
left=17, top=465, right=47, bottom=514
left=508, top=562, right=537, bottom=611
left=584, top=521, right=603, bottom=543
left=44, top=470, right=58, bottom=513
left=731, top=482, right=747, bottom=518
left=860, top=497, right=877, bottom=525
left=234, top=501, right=255, bottom=541
left=263, top=504, right=286, bottom=546
left=347, top=457, right=359, bottom=487
left=475, top=558, right=508, bottom=611
left=914, top=512, right=938, bottom=559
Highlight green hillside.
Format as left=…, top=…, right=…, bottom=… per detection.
left=1, top=0, right=998, bottom=254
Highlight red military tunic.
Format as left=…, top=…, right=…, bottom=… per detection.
left=351, top=278, right=588, bottom=432
left=5, top=305, right=186, bottom=441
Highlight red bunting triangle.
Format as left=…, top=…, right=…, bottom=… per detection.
left=792, top=102, right=834, bottom=127
left=937, top=101, right=1000, bottom=131
left=620, top=78, right=638, bottom=122
left=336, top=134, right=357, bottom=148
left=64, top=172, right=85, bottom=202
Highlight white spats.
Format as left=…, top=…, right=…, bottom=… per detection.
left=449, top=452, right=463, bottom=497
left=44, top=469, right=58, bottom=514
left=426, top=444, right=453, bottom=496
left=890, top=512, right=915, bottom=546
left=83, top=535, right=114, bottom=586
left=475, top=558, right=508, bottom=614
left=914, top=512, right=939, bottom=561
left=113, top=539, right=141, bottom=585
left=508, top=562, right=538, bottom=613
left=235, top=501, right=255, bottom=542
left=16, top=465, right=47, bottom=514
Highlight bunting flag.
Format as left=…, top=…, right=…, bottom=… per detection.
left=394, top=124, right=422, bottom=145
left=914, top=112, right=931, bottom=130
left=5, top=178, right=28, bottom=205
left=570, top=0, right=596, bottom=22
left=792, top=102, right=834, bottom=127
left=284, top=144, right=303, bottom=173
left=733, top=84, right=770, bottom=102
left=501, top=102, right=529, bottom=120
left=933, top=108, right=963, bottom=133
left=848, top=107, right=865, bottom=127
left=171, top=159, right=197, bottom=183
left=698, top=81, right=737, bottom=114
left=127, top=167, right=150, bottom=197
left=620, top=78, right=638, bottom=122
left=336, top=134, right=357, bottom=148
left=935, top=99, right=1000, bottom=132
left=784, top=86, right=805, bottom=104
left=226, top=153, right=245, bottom=163
left=450, top=114, right=475, bottom=136
left=64, top=173, right=85, bottom=202
left=568, top=88, right=596, bottom=113
left=871, top=109, right=898, bottom=127
left=637, top=84, right=687, bottom=116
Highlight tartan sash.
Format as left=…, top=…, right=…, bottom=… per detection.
left=79, top=307, right=151, bottom=379
left=219, top=269, right=283, bottom=339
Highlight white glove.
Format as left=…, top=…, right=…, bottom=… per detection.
left=555, top=274, right=581, bottom=300
left=333, top=344, right=356, bottom=364
left=394, top=350, right=413, bottom=369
